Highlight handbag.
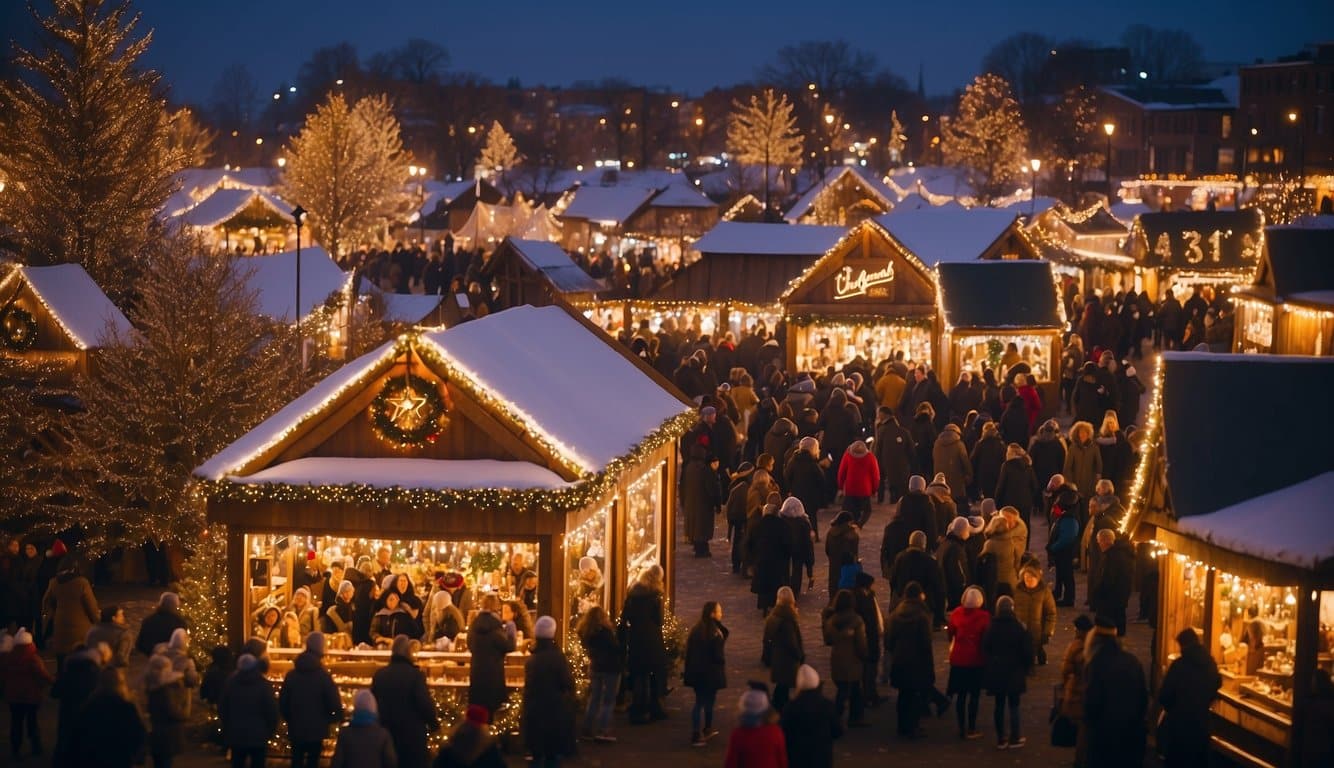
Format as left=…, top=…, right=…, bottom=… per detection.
left=1049, top=683, right=1077, bottom=747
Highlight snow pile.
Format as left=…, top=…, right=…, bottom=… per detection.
left=692, top=221, right=847, bottom=257
left=243, top=457, right=570, bottom=491
left=874, top=207, right=1018, bottom=267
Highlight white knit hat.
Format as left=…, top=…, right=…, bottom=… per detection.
left=534, top=616, right=557, bottom=640
left=796, top=664, right=820, bottom=692
left=739, top=689, right=770, bottom=715
left=353, top=688, right=378, bottom=716
left=14, top=628, right=32, bottom=646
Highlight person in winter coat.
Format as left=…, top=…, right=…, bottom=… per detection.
left=373, top=635, right=440, bottom=768
left=136, top=592, right=188, bottom=657
left=322, top=579, right=356, bottom=636
left=280, top=632, right=343, bottom=768
left=1117, top=363, right=1145, bottom=433
left=683, top=602, right=729, bottom=746
left=1089, top=530, right=1135, bottom=636
left=724, top=689, right=787, bottom=768
left=1047, top=493, right=1081, bottom=606
left=372, top=591, right=419, bottom=647
left=1013, top=565, right=1057, bottom=667
left=724, top=464, right=755, bottom=574
left=909, top=403, right=938, bottom=478
left=576, top=606, right=620, bottom=742
left=979, top=516, right=1018, bottom=599
left=763, top=587, right=804, bottom=710
left=522, top=616, right=575, bottom=766
left=785, top=437, right=831, bottom=534
left=1028, top=419, right=1067, bottom=491
left=1083, top=617, right=1148, bottom=768
left=983, top=595, right=1033, bottom=749
left=889, top=531, right=946, bottom=627
left=620, top=566, right=667, bottom=723
left=1157, top=628, right=1221, bottom=768
left=818, top=387, right=862, bottom=468
left=970, top=422, right=1005, bottom=502
left=1082, top=484, right=1124, bottom=575
left=822, top=590, right=869, bottom=727
left=681, top=446, right=723, bottom=557
left=41, top=555, right=99, bottom=667
left=424, top=589, right=465, bottom=644
left=219, top=653, right=279, bottom=767
left=780, top=665, right=842, bottom=768
left=925, top=477, right=958, bottom=546
left=823, top=511, right=860, bottom=598
left=947, top=587, right=990, bottom=739
left=778, top=497, right=815, bottom=595
left=85, top=605, right=133, bottom=669
left=1095, top=412, right=1134, bottom=500
left=51, top=643, right=100, bottom=763
left=751, top=501, right=791, bottom=613
left=5, top=628, right=51, bottom=757
left=994, top=446, right=1041, bottom=547
left=432, top=704, right=506, bottom=768
left=851, top=572, right=884, bottom=706
left=885, top=582, right=936, bottom=738
left=837, top=440, right=880, bottom=527
left=1014, top=373, right=1043, bottom=431
left=145, top=653, right=189, bottom=768
left=1061, top=615, right=1094, bottom=765
left=467, top=594, right=516, bottom=716
left=1072, top=362, right=1109, bottom=426
left=1063, top=421, right=1103, bottom=506
left=998, top=391, right=1030, bottom=447
left=932, top=424, right=972, bottom=511
left=937, top=517, right=972, bottom=610
left=332, top=689, right=397, bottom=768
left=874, top=407, right=915, bottom=503
left=763, top=419, right=799, bottom=485
left=71, top=668, right=148, bottom=768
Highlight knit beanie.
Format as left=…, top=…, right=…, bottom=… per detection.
left=795, top=664, right=820, bottom=692
left=306, top=632, right=327, bottom=655
left=739, top=689, right=770, bottom=716
left=534, top=616, right=557, bottom=640
left=353, top=689, right=378, bottom=716
left=14, top=628, right=32, bottom=646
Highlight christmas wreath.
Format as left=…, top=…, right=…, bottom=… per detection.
left=369, top=373, right=447, bottom=447
left=1, top=306, right=38, bottom=351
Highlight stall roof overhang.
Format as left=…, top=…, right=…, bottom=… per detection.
left=691, top=221, right=848, bottom=257
left=873, top=208, right=1019, bottom=268
left=649, top=180, right=716, bottom=209
left=936, top=260, right=1063, bottom=330
left=1057, top=203, right=1130, bottom=236
left=176, top=187, right=290, bottom=228
left=1161, top=353, right=1334, bottom=522
left=242, top=246, right=350, bottom=323
left=1173, top=472, right=1334, bottom=573
left=379, top=293, right=443, bottom=324
left=646, top=251, right=811, bottom=308
left=245, top=457, right=571, bottom=491
left=0, top=264, right=133, bottom=349
left=507, top=238, right=605, bottom=294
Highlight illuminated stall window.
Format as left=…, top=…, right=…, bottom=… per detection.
left=955, top=334, right=1054, bottom=382
left=1240, top=301, right=1274, bottom=353
left=625, top=463, right=664, bottom=585
left=792, top=320, right=931, bottom=372
left=566, top=501, right=612, bottom=619
left=1211, top=574, right=1299, bottom=720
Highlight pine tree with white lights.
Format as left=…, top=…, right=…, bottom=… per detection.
left=0, top=0, right=181, bottom=301
left=888, top=109, right=907, bottom=166
left=943, top=73, right=1030, bottom=204
left=282, top=93, right=412, bottom=258
left=478, top=120, right=523, bottom=179
left=728, top=88, right=805, bottom=217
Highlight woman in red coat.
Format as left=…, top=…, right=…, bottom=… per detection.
left=946, top=587, right=991, bottom=740
left=5, top=628, right=53, bottom=756
left=836, top=441, right=880, bottom=527
left=724, top=689, right=787, bottom=768
left=1015, top=374, right=1043, bottom=434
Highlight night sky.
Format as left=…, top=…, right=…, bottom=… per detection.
left=6, top=0, right=1332, bottom=104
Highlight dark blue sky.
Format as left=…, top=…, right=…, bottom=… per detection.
left=10, top=0, right=1333, bottom=103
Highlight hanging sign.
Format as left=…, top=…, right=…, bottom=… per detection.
left=834, top=262, right=895, bottom=300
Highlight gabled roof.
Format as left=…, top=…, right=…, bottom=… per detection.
left=784, top=166, right=898, bottom=223
left=1101, top=78, right=1237, bottom=111
left=874, top=207, right=1019, bottom=267
left=0, top=264, right=133, bottom=349
left=937, top=260, right=1062, bottom=330
left=691, top=221, right=848, bottom=257
left=559, top=185, right=657, bottom=225
left=650, top=180, right=716, bottom=209
left=1159, top=353, right=1334, bottom=522
left=176, top=187, right=291, bottom=228
left=379, top=293, right=443, bottom=325
left=648, top=250, right=813, bottom=307
left=506, top=238, right=605, bottom=294
left=241, top=247, right=349, bottom=323
left=1262, top=226, right=1334, bottom=298
left=1057, top=203, right=1129, bottom=236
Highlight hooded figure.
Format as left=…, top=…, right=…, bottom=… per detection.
left=424, top=589, right=465, bottom=643
left=1028, top=418, right=1067, bottom=491
left=41, top=555, right=99, bottom=658
left=145, top=654, right=189, bottom=765
left=873, top=407, right=915, bottom=503
left=932, top=424, right=972, bottom=507
left=781, top=664, right=842, bottom=768
left=279, top=633, right=343, bottom=763
left=331, top=689, right=397, bottom=768
left=1083, top=619, right=1148, bottom=767
left=779, top=497, right=815, bottom=594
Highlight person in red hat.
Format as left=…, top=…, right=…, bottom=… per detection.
left=432, top=704, right=506, bottom=768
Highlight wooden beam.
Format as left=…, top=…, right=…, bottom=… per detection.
left=273, top=368, right=400, bottom=464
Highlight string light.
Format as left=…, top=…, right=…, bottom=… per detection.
left=1122, top=355, right=1165, bottom=534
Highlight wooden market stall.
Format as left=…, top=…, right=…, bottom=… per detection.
left=484, top=236, right=607, bottom=311
left=1231, top=226, right=1334, bottom=356
left=1025, top=202, right=1136, bottom=298
left=935, top=260, right=1065, bottom=408
left=194, top=304, right=693, bottom=666
left=1124, top=209, right=1264, bottom=302
left=174, top=187, right=293, bottom=255
left=784, top=166, right=899, bottom=226
left=1125, top=353, right=1334, bottom=768
left=0, top=263, right=132, bottom=383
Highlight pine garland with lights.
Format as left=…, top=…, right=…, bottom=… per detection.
left=0, top=0, right=183, bottom=301
left=282, top=93, right=412, bottom=258
left=942, top=73, right=1030, bottom=205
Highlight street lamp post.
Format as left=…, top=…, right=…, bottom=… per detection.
left=1288, top=110, right=1305, bottom=188
left=1103, top=122, right=1116, bottom=202
left=291, top=205, right=306, bottom=370
left=409, top=165, right=426, bottom=246
left=1029, top=158, right=1042, bottom=216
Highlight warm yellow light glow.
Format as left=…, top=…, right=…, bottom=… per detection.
left=276, top=157, right=286, bottom=168
left=1287, top=111, right=1299, bottom=123
left=671, top=100, right=679, bottom=108
left=694, top=117, right=703, bottom=127
left=1103, top=122, right=1116, bottom=137
left=824, top=114, right=835, bottom=125
left=1030, top=158, right=1041, bottom=172
left=255, top=137, right=263, bottom=145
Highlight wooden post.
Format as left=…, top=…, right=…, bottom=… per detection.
left=538, top=534, right=558, bottom=641
left=1288, top=581, right=1319, bottom=767
left=227, top=526, right=247, bottom=650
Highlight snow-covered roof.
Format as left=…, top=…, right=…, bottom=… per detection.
left=1289, top=290, right=1334, bottom=308
left=650, top=180, right=716, bottom=209
left=245, top=457, right=570, bottom=491
left=559, top=185, right=656, bottom=225
left=176, top=187, right=290, bottom=228
left=692, top=221, right=848, bottom=257
left=411, top=179, right=476, bottom=221
left=240, top=247, right=349, bottom=323
left=874, top=207, right=1018, bottom=267
left=507, top=238, right=604, bottom=294
left=1176, top=472, right=1334, bottom=570
left=999, top=195, right=1061, bottom=217
left=885, top=166, right=977, bottom=203
left=0, top=264, right=133, bottom=349
left=1110, top=201, right=1153, bottom=224
left=420, top=305, right=689, bottom=474
left=380, top=293, right=443, bottom=324
left=164, top=167, right=282, bottom=218
left=784, top=166, right=898, bottom=223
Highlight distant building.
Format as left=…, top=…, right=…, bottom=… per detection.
left=1239, top=42, right=1334, bottom=196
left=1098, top=78, right=1239, bottom=180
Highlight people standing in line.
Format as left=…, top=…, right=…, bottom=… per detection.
left=938, top=517, right=972, bottom=610
left=994, top=444, right=1041, bottom=546
left=970, top=421, right=1005, bottom=503
left=85, top=605, right=133, bottom=669
left=1157, top=628, right=1221, bottom=768
left=136, top=592, right=187, bottom=657
left=42, top=555, right=99, bottom=672
left=71, top=668, right=147, bottom=768
left=778, top=498, right=815, bottom=596
left=144, top=654, right=189, bottom=768
left=978, top=517, right=1017, bottom=600
left=682, top=445, right=723, bottom=558
left=723, top=689, right=787, bottom=768
left=5, top=627, right=50, bottom=759
left=823, top=511, right=860, bottom=598
left=933, top=424, right=972, bottom=512
left=1013, top=565, right=1057, bottom=667
left=822, top=589, right=869, bottom=728
left=947, top=587, right=990, bottom=740
left=781, top=665, right=842, bottom=768
left=522, top=616, right=576, bottom=767
left=982, top=595, right=1033, bottom=750
left=1083, top=616, right=1148, bottom=768
left=786, top=437, right=831, bottom=536
left=885, top=581, right=937, bottom=739
left=372, top=635, right=440, bottom=768
left=1029, top=419, right=1067, bottom=492
left=576, top=605, right=620, bottom=743
left=763, top=586, right=804, bottom=711
left=219, top=653, right=279, bottom=768
left=330, top=689, right=397, bottom=768
left=620, top=565, right=668, bottom=724
left=725, top=463, right=756, bottom=575
left=1063, top=421, right=1103, bottom=511
left=850, top=572, right=884, bottom=707
left=467, top=593, right=516, bottom=717
left=279, top=632, right=343, bottom=768
left=683, top=601, right=729, bottom=747
left=837, top=440, right=880, bottom=527
left=1089, top=530, right=1135, bottom=636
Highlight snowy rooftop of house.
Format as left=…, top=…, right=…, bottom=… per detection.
left=0, top=264, right=133, bottom=349
left=1176, top=472, right=1334, bottom=571
left=244, top=457, right=570, bottom=491
left=240, top=246, right=349, bottom=323
left=379, top=293, right=443, bottom=324
left=163, top=167, right=281, bottom=218
left=999, top=196, right=1061, bottom=217
left=411, top=180, right=476, bottom=221
left=1110, top=201, right=1153, bottom=224
left=176, top=187, right=290, bottom=228
left=559, top=185, right=657, bottom=225
left=692, top=221, right=847, bottom=256
left=885, top=166, right=977, bottom=202
left=1102, top=76, right=1238, bottom=111
left=784, top=166, right=898, bottom=223
left=508, top=239, right=604, bottom=294
left=650, top=180, right=716, bottom=209
left=874, top=207, right=1018, bottom=266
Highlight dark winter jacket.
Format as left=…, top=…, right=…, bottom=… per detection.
left=683, top=616, right=728, bottom=691
left=619, top=583, right=666, bottom=673
left=750, top=514, right=791, bottom=605
left=982, top=611, right=1033, bottom=695
left=219, top=667, right=279, bottom=749
left=1090, top=538, right=1135, bottom=616
left=331, top=719, right=397, bottom=768
left=763, top=603, right=804, bottom=688
left=932, top=429, right=971, bottom=499
left=725, top=476, right=752, bottom=529
left=994, top=456, right=1041, bottom=518
left=431, top=721, right=506, bottom=768
left=909, top=412, right=937, bottom=477
left=998, top=397, right=1030, bottom=447
left=874, top=416, right=915, bottom=491
left=85, top=620, right=133, bottom=668
left=373, top=654, right=440, bottom=768
left=1096, top=432, right=1134, bottom=497
left=147, top=679, right=189, bottom=757
left=71, top=691, right=148, bottom=768
left=852, top=586, right=882, bottom=662
left=936, top=534, right=970, bottom=609
left=781, top=688, right=842, bottom=768
left=1028, top=425, right=1066, bottom=490
left=580, top=623, right=621, bottom=676
left=1084, top=634, right=1148, bottom=768
left=1157, top=643, right=1221, bottom=764
left=970, top=434, right=1005, bottom=501
left=894, top=491, right=938, bottom=546
left=884, top=597, right=934, bottom=689
left=785, top=451, right=829, bottom=517
left=279, top=649, right=343, bottom=745
left=522, top=638, right=576, bottom=758
left=42, top=570, right=99, bottom=655
left=682, top=454, right=723, bottom=544
left=136, top=606, right=188, bottom=656
left=466, top=611, right=516, bottom=714
left=822, top=608, right=868, bottom=683
left=889, top=548, right=945, bottom=622
left=823, top=519, right=860, bottom=584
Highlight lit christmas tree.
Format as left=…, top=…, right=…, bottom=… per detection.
left=166, top=107, right=217, bottom=169
left=942, top=73, right=1030, bottom=204
left=0, top=0, right=182, bottom=301
left=1042, top=86, right=1102, bottom=201
left=478, top=120, right=523, bottom=181
left=887, top=109, right=907, bottom=166
left=1247, top=173, right=1308, bottom=225
left=728, top=88, right=805, bottom=217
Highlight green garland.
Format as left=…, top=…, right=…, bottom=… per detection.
left=2, top=306, right=38, bottom=351
left=369, top=373, right=447, bottom=447
left=784, top=313, right=935, bottom=329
